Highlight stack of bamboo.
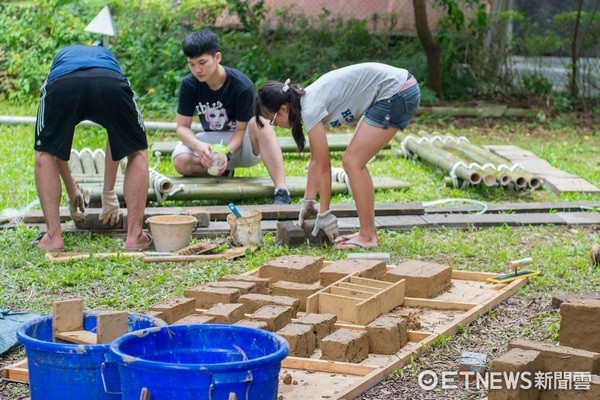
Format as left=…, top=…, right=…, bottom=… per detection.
left=68, top=148, right=176, bottom=204
left=395, top=130, right=542, bottom=191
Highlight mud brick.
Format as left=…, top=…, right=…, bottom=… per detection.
left=302, top=219, right=333, bottom=245
left=551, top=292, right=600, bottom=309
left=238, top=293, right=300, bottom=317
left=385, top=260, right=452, bottom=298
left=148, top=297, right=196, bottom=324
left=208, top=280, right=256, bottom=295
left=184, top=286, right=240, bottom=309
left=234, top=319, right=269, bottom=330
left=145, top=310, right=166, bottom=321
left=295, top=313, right=337, bottom=344
left=75, top=211, right=124, bottom=230
left=259, top=255, right=323, bottom=283
left=276, top=221, right=306, bottom=248
left=489, top=348, right=540, bottom=400
left=365, top=315, right=408, bottom=355
left=508, top=339, right=600, bottom=374
left=271, top=281, right=321, bottom=312
left=52, top=299, right=84, bottom=341
left=96, top=311, right=128, bottom=344
left=203, top=303, right=245, bottom=323
left=277, top=323, right=316, bottom=357
left=321, top=328, right=369, bottom=363
left=320, top=259, right=387, bottom=287
left=172, top=314, right=215, bottom=325
left=180, top=207, right=210, bottom=228
left=220, top=274, right=271, bottom=294
left=249, top=305, right=293, bottom=331
left=559, top=299, right=600, bottom=352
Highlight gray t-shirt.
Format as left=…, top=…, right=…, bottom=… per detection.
left=300, top=63, right=409, bottom=133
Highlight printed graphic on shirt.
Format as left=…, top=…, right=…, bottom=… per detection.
left=195, top=101, right=235, bottom=131
left=329, top=108, right=355, bottom=128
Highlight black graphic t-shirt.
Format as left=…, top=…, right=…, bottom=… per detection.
left=177, top=66, right=255, bottom=132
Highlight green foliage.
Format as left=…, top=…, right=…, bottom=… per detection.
left=434, top=0, right=490, bottom=100
left=1, top=0, right=598, bottom=111
left=225, top=0, right=267, bottom=32
left=548, top=93, right=574, bottom=113
left=552, top=10, right=600, bottom=56
left=0, top=1, right=429, bottom=110
left=0, top=0, right=96, bottom=101
left=521, top=72, right=552, bottom=98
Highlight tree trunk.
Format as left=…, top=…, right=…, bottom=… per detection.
left=413, top=0, right=444, bottom=99
left=570, top=0, right=584, bottom=99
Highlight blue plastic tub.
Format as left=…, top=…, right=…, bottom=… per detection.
left=17, top=313, right=166, bottom=400
left=107, top=324, right=289, bottom=400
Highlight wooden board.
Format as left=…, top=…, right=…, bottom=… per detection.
left=485, top=145, right=600, bottom=194
left=0, top=359, right=28, bottom=383
left=1, top=265, right=529, bottom=398
left=20, top=201, right=600, bottom=225
left=45, top=246, right=254, bottom=264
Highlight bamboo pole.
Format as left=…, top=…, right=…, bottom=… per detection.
left=76, top=176, right=408, bottom=202
left=79, top=148, right=97, bottom=175
left=417, top=131, right=498, bottom=187
left=432, top=132, right=542, bottom=191
left=93, top=149, right=105, bottom=175
left=421, top=130, right=510, bottom=186
left=68, top=149, right=83, bottom=174
left=151, top=133, right=391, bottom=155
left=395, top=133, right=482, bottom=186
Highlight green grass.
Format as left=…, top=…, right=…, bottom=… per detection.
left=0, top=225, right=598, bottom=314
left=0, top=100, right=599, bottom=399
left=1, top=102, right=598, bottom=313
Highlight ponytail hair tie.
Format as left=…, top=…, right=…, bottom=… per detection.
left=282, top=78, right=291, bottom=92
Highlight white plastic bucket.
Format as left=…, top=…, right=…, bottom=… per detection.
left=146, top=215, right=197, bottom=252
left=226, top=210, right=262, bottom=247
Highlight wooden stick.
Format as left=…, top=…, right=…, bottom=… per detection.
left=508, top=257, right=533, bottom=271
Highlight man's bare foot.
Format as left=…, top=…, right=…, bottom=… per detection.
left=30, top=233, right=65, bottom=252
left=334, top=234, right=377, bottom=250
left=124, top=232, right=153, bottom=251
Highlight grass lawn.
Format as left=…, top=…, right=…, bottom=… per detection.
left=0, top=100, right=598, bottom=398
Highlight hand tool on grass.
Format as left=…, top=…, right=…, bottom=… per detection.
left=487, top=257, right=540, bottom=284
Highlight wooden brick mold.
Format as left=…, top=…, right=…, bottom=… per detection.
left=306, top=275, right=405, bottom=325
left=319, top=259, right=387, bottom=287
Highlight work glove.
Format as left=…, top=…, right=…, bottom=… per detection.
left=311, top=210, right=339, bottom=242
left=68, top=185, right=89, bottom=222
left=298, top=198, right=319, bottom=227
left=99, top=189, right=120, bottom=226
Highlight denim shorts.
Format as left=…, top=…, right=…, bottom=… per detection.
left=364, top=81, right=421, bottom=130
